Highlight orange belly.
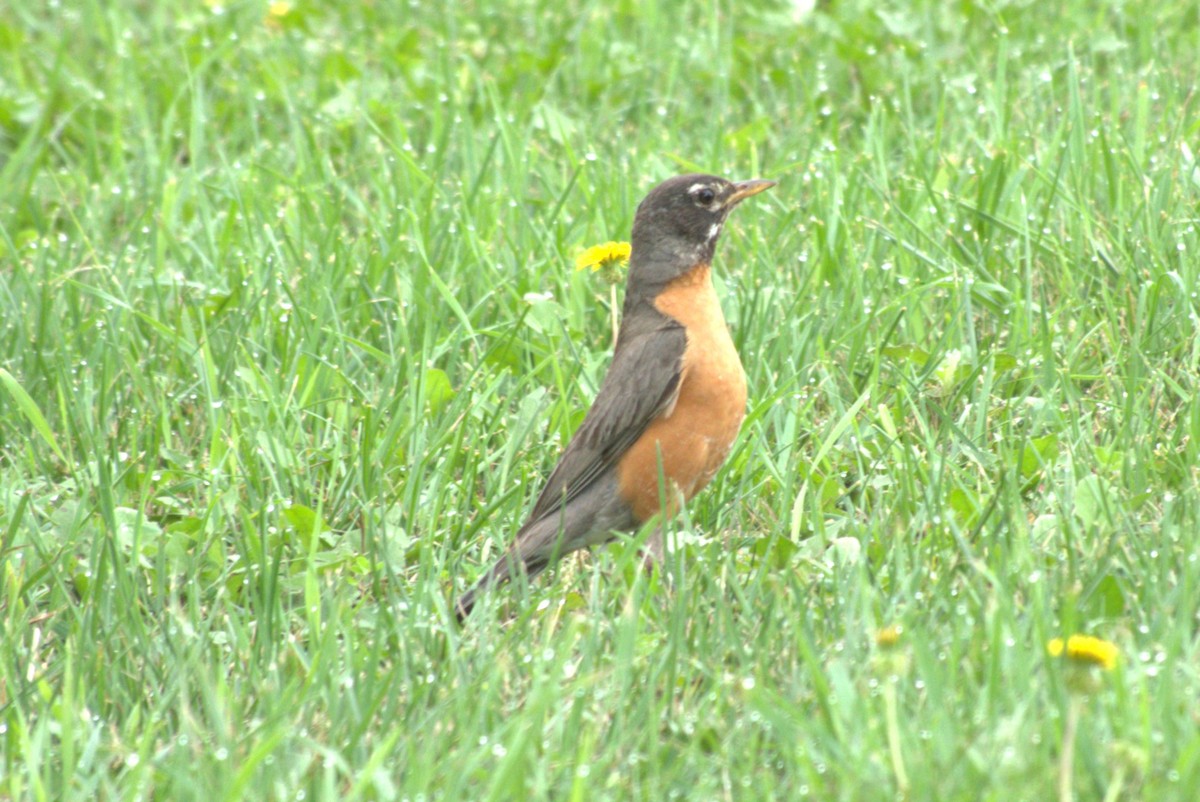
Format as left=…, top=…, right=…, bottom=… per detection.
left=616, top=265, right=747, bottom=521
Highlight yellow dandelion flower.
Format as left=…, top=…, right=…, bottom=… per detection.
left=575, top=241, right=631, bottom=273
left=574, top=241, right=631, bottom=342
left=1047, top=634, right=1119, bottom=670
left=875, top=625, right=902, bottom=649
left=268, top=1, right=292, bottom=17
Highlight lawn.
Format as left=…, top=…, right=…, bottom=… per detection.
left=2, top=0, right=1199, bottom=799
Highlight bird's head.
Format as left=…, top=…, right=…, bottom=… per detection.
left=628, top=173, right=775, bottom=290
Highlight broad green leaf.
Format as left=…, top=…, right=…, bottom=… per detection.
left=881, top=344, right=931, bottom=367
left=284, top=504, right=324, bottom=550
left=422, top=368, right=455, bottom=415
left=1074, top=473, right=1113, bottom=528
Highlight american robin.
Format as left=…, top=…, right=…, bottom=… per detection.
left=456, top=173, right=775, bottom=619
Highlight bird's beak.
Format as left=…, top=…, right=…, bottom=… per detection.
left=725, top=179, right=777, bottom=207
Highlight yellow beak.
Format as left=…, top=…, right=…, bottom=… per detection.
left=726, top=179, right=777, bottom=207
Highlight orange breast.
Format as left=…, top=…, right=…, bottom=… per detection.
left=616, top=265, right=747, bottom=521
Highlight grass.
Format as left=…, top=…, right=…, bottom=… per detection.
left=2, top=0, right=1199, bottom=798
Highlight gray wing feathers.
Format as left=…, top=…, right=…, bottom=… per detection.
left=455, top=312, right=686, bottom=620
left=525, top=321, right=686, bottom=524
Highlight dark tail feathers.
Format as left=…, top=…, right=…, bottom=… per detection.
left=454, top=550, right=551, bottom=622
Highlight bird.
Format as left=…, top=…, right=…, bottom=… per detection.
left=456, top=173, right=775, bottom=620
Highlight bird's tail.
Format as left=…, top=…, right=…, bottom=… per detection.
left=454, top=547, right=552, bottom=622
left=455, top=503, right=599, bottom=621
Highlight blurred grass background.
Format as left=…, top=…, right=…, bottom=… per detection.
left=2, top=0, right=1199, bottom=798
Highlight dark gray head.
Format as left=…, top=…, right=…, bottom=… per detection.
left=627, top=173, right=775, bottom=293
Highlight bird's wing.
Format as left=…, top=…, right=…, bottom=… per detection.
left=524, top=320, right=687, bottom=525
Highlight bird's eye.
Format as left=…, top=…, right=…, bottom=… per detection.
left=696, top=187, right=716, bottom=205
